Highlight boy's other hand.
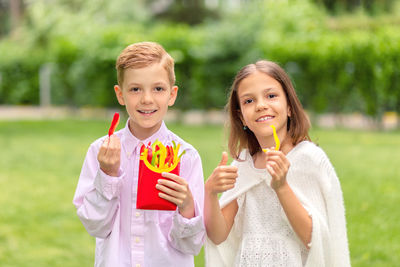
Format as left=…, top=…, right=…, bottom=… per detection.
left=156, top=173, right=195, bottom=219
left=97, top=135, right=121, bottom=177
left=205, top=152, right=238, bottom=196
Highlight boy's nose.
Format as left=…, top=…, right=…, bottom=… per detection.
left=140, top=91, right=153, bottom=104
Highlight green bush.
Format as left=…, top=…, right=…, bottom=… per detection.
left=0, top=0, right=399, bottom=116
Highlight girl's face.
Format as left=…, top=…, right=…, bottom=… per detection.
left=237, top=71, right=291, bottom=149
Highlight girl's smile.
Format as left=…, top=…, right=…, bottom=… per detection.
left=256, top=115, right=274, bottom=122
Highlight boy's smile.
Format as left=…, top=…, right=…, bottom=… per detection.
left=237, top=71, right=290, bottom=149
left=114, top=63, right=178, bottom=140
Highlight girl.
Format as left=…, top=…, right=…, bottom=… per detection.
left=204, top=60, right=350, bottom=266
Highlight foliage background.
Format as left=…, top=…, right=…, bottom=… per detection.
left=0, top=0, right=400, bottom=117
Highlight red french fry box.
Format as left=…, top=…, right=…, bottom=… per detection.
left=136, top=159, right=180, bottom=211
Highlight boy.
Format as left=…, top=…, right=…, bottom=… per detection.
left=73, top=42, right=205, bottom=267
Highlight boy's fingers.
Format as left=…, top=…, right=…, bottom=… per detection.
left=161, top=172, right=186, bottom=185
left=108, top=135, right=121, bottom=148
left=98, top=139, right=110, bottom=156
left=156, top=183, right=181, bottom=197
left=218, top=152, right=228, bottom=166
left=158, top=192, right=180, bottom=206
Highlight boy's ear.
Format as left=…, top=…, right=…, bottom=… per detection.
left=168, top=86, right=178, bottom=106
left=114, top=85, right=125, bottom=106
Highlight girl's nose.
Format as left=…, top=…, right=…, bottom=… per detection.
left=255, top=98, right=269, bottom=111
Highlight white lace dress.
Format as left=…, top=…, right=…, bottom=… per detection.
left=234, top=181, right=308, bottom=266
left=205, top=141, right=351, bottom=267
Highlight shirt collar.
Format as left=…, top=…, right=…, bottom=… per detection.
left=121, top=119, right=169, bottom=156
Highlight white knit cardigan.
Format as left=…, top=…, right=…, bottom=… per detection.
left=205, top=141, right=351, bottom=267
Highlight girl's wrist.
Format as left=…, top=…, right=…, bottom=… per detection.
left=205, top=181, right=218, bottom=197
left=273, top=181, right=291, bottom=195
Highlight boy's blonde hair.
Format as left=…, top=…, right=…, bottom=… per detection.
left=116, top=42, right=175, bottom=86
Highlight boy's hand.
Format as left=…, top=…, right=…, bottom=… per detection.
left=156, top=172, right=195, bottom=219
left=156, top=173, right=195, bottom=219
left=97, top=135, right=121, bottom=177
left=205, top=152, right=238, bottom=196
left=265, top=150, right=291, bottom=192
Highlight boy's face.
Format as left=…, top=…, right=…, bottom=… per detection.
left=114, top=63, right=178, bottom=140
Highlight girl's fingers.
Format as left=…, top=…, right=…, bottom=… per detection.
left=223, top=184, right=235, bottom=191
left=266, top=164, right=276, bottom=177
left=217, top=165, right=238, bottom=173
left=216, top=172, right=238, bottom=180
left=219, top=178, right=237, bottom=186
left=268, top=157, right=285, bottom=172
left=267, top=151, right=290, bottom=172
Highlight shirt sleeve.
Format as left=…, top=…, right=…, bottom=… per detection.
left=72, top=141, right=124, bottom=239
left=167, top=149, right=206, bottom=255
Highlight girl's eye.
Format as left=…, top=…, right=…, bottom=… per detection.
left=244, top=99, right=253, bottom=105
left=267, top=94, right=277, bottom=99
left=155, top=87, right=164, bottom=92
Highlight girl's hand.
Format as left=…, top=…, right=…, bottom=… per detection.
left=156, top=173, right=195, bottom=219
left=97, top=135, right=121, bottom=177
left=265, top=149, right=291, bottom=191
left=205, top=152, right=238, bottom=196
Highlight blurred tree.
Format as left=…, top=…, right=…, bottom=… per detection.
left=0, top=0, right=8, bottom=37
left=314, top=0, right=395, bottom=14
left=10, top=0, right=23, bottom=31
left=0, top=0, right=25, bottom=37
left=151, top=0, right=219, bottom=25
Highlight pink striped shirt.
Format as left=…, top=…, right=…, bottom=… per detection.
left=73, top=121, right=205, bottom=267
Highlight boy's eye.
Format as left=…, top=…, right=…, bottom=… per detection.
left=130, top=87, right=140, bottom=92
left=155, top=87, right=164, bottom=92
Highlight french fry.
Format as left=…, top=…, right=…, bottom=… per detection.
left=262, top=125, right=280, bottom=153
left=108, top=112, right=120, bottom=136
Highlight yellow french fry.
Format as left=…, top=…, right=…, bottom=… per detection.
left=262, top=125, right=280, bottom=153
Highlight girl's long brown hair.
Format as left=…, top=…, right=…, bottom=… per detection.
left=227, top=60, right=311, bottom=158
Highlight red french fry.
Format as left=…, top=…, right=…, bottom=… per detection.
left=147, top=147, right=153, bottom=163
left=140, top=144, right=144, bottom=153
left=108, top=112, right=120, bottom=136
left=165, top=146, right=173, bottom=166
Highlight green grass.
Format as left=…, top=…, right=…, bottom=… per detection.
left=0, top=120, right=399, bottom=266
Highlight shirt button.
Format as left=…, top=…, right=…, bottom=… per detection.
left=135, top=212, right=141, bottom=217
left=135, top=237, right=140, bottom=243
left=126, top=152, right=131, bottom=157
left=136, top=264, right=141, bottom=267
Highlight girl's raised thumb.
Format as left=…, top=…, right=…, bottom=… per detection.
left=218, top=152, right=228, bottom=166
